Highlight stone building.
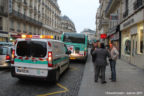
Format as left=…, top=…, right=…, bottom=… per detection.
left=81, top=28, right=96, bottom=41
left=0, top=0, right=62, bottom=41
left=96, top=0, right=144, bottom=69
left=60, top=15, right=76, bottom=33
left=105, top=0, right=123, bottom=57
left=96, top=0, right=109, bottom=43
left=120, top=0, right=144, bottom=68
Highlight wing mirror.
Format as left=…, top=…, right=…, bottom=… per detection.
left=66, top=50, right=71, bottom=55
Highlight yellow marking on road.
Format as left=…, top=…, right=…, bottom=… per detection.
left=70, top=66, right=79, bottom=71
left=37, top=83, right=69, bottom=96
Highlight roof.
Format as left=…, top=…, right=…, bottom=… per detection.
left=61, top=15, right=74, bottom=24
left=81, top=29, right=96, bottom=34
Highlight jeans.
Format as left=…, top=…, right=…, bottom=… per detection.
left=110, top=60, right=116, bottom=81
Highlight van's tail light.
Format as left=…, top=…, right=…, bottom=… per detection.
left=11, top=50, right=15, bottom=64
left=48, top=52, right=53, bottom=67
left=84, top=51, right=87, bottom=56
left=6, top=55, right=11, bottom=60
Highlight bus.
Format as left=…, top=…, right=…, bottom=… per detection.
left=61, top=33, right=88, bottom=62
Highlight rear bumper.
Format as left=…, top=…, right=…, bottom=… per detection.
left=69, top=55, right=87, bottom=60
left=0, top=62, right=11, bottom=68
left=11, top=67, right=57, bottom=82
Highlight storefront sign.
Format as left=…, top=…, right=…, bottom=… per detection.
left=0, top=31, right=8, bottom=37
left=123, top=19, right=134, bottom=28
left=100, top=34, right=107, bottom=39
left=110, top=32, right=119, bottom=41
left=110, top=14, right=119, bottom=20
left=107, top=26, right=118, bottom=36
left=120, top=9, right=144, bottom=31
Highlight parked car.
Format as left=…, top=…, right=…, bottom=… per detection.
left=0, top=46, right=13, bottom=68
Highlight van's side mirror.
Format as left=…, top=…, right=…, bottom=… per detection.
left=66, top=50, right=71, bottom=55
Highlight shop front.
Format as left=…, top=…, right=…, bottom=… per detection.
left=120, top=9, right=144, bottom=68
left=0, top=31, right=8, bottom=42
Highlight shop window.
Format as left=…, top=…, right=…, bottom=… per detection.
left=125, top=40, right=131, bottom=55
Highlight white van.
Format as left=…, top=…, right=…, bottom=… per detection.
left=11, top=35, right=71, bottom=82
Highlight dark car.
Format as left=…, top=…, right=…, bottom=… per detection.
left=0, top=46, right=13, bottom=68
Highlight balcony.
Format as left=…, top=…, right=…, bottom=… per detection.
left=10, top=10, right=43, bottom=26
left=133, top=0, right=143, bottom=10
left=100, top=19, right=109, bottom=25
left=105, top=0, right=120, bottom=17
left=98, top=19, right=109, bottom=30
left=123, top=9, right=129, bottom=18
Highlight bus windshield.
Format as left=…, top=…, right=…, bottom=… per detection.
left=63, top=33, right=85, bottom=44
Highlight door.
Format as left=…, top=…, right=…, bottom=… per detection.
left=131, top=35, right=137, bottom=65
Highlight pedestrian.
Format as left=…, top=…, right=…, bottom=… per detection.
left=90, top=40, right=99, bottom=63
left=92, top=43, right=110, bottom=84
left=109, top=42, right=119, bottom=82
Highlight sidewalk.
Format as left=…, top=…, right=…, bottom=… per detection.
left=78, top=55, right=144, bottom=96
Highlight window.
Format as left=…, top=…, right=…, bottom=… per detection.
left=125, top=39, right=131, bottom=55
left=63, top=33, right=85, bottom=44
left=16, top=41, right=47, bottom=58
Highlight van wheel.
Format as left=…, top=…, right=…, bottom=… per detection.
left=56, top=70, right=60, bottom=82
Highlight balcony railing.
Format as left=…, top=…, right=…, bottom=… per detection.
left=11, top=10, right=43, bottom=26
left=133, top=0, right=143, bottom=10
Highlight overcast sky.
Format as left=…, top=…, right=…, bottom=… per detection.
left=58, top=0, right=99, bottom=33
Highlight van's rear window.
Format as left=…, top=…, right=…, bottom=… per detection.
left=16, top=41, right=47, bottom=58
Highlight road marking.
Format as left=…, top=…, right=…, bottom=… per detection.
left=37, top=83, right=69, bottom=96
left=70, top=66, right=79, bottom=71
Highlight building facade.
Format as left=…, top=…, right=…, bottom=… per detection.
left=0, top=0, right=62, bottom=41
left=96, top=0, right=144, bottom=69
left=81, top=28, right=96, bottom=41
left=96, top=0, right=109, bottom=43
left=105, top=0, right=123, bottom=57
left=120, top=0, right=144, bottom=68
left=60, top=15, right=76, bottom=33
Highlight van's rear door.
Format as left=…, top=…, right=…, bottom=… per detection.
left=14, top=40, right=48, bottom=77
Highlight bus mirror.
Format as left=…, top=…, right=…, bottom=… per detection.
left=66, top=50, right=71, bottom=55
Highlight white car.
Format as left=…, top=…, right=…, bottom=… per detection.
left=11, top=35, right=71, bottom=83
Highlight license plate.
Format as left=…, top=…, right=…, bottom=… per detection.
left=17, top=68, right=29, bottom=73
left=70, top=57, right=76, bottom=60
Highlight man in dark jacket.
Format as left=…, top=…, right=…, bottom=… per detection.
left=90, top=40, right=99, bottom=63
left=92, top=43, right=110, bottom=84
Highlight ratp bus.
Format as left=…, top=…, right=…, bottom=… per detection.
left=61, top=33, right=88, bottom=62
